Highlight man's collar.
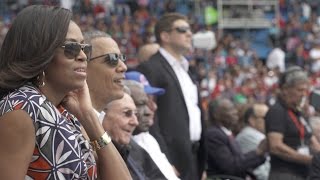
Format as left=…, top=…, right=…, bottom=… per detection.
left=159, top=47, right=189, bottom=71
left=94, top=109, right=105, bottom=124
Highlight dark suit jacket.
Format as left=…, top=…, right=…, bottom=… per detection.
left=309, top=153, right=320, bottom=180
left=206, top=125, right=266, bottom=178
left=115, top=140, right=166, bottom=180
left=137, top=51, right=206, bottom=180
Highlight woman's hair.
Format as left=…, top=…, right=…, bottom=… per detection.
left=0, top=5, right=72, bottom=98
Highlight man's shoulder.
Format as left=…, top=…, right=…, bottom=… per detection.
left=236, top=127, right=264, bottom=143
left=206, top=126, right=226, bottom=138
left=268, top=100, right=286, bottom=114
left=148, top=52, right=165, bottom=63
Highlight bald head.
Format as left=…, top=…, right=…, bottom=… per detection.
left=246, top=104, right=268, bottom=133
left=138, top=43, right=160, bottom=63
left=253, top=104, right=268, bottom=119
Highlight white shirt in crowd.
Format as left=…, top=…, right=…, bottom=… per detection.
left=266, top=47, right=285, bottom=73
left=160, top=48, right=202, bottom=142
left=236, top=126, right=270, bottom=180
left=133, top=132, right=180, bottom=180
left=94, top=109, right=106, bottom=125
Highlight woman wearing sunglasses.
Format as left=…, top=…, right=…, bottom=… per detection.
left=0, top=5, right=131, bottom=180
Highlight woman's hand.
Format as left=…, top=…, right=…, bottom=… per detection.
left=62, top=81, right=94, bottom=121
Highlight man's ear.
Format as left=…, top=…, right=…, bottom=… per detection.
left=160, top=31, right=170, bottom=44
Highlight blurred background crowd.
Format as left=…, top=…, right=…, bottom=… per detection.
left=2, top=0, right=320, bottom=179
left=0, top=1, right=320, bottom=117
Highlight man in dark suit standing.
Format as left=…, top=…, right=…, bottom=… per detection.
left=137, top=13, right=206, bottom=180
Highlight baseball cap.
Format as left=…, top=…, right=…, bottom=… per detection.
left=125, top=71, right=165, bottom=95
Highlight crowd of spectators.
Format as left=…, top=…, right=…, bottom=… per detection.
left=2, top=0, right=320, bottom=179
left=1, top=0, right=320, bottom=129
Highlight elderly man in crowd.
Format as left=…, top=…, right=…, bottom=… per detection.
left=125, top=71, right=180, bottom=179
left=102, top=88, right=166, bottom=180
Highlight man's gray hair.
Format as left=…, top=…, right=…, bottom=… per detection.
left=123, top=85, right=131, bottom=95
left=280, top=66, right=308, bottom=88
left=123, top=80, right=144, bottom=92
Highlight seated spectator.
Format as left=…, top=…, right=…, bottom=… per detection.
left=102, top=91, right=166, bottom=180
left=206, top=98, right=267, bottom=179
left=137, top=43, right=160, bottom=63
left=125, top=72, right=180, bottom=179
left=236, top=104, right=270, bottom=180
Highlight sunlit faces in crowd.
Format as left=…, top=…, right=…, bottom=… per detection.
left=45, top=21, right=89, bottom=92
left=102, top=93, right=138, bottom=145
left=86, top=37, right=127, bottom=108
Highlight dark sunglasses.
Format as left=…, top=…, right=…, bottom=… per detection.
left=123, top=109, right=138, bottom=118
left=61, top=42, right=92, bottom=60
left=170, top=26, right=191, bottom=34
left=90, top=53, right=126, bottom=67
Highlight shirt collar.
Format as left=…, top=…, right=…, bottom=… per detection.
left=220, top=126, right=233, bottom=136
left=159, top=47, right=189, bottom=71
left=94, top=109, right=105, bottom=124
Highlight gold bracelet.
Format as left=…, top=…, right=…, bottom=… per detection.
left=90, top=132, right=112, bottom=151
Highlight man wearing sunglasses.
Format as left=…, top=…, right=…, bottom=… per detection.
left=137, top=13, right=206, bottom=180
left=83, top=30, right=127, bottom=122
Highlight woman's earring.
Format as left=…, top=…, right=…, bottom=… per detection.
left=37, top=71, right=46, bottom=87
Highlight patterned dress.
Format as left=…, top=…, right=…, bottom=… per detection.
left=0, top=84, right=97, bottom=180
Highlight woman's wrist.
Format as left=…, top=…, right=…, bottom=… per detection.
left=90, top=132, right=112, bottom=151
left=80, top=109, right=105, bottom=140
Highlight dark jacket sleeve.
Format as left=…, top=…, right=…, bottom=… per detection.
left=207, top=127, right=265, bottom=177
left=129, top=140, right=166, bottom=180
left=309, top=153, right=320, bottom=180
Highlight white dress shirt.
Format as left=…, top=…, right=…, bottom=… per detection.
left=133, top=132, right=180, bottom=180
left=94, top=109, right=106, bottom=124
left=159, top=48, right=202, bottom=141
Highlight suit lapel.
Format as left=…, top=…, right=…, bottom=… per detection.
left=156, top=52, right=191, bottom=122
left=158, top=53, right=185, bottom=99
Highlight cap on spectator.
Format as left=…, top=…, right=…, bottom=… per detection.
left=125, top=71, right=165, bottom=95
